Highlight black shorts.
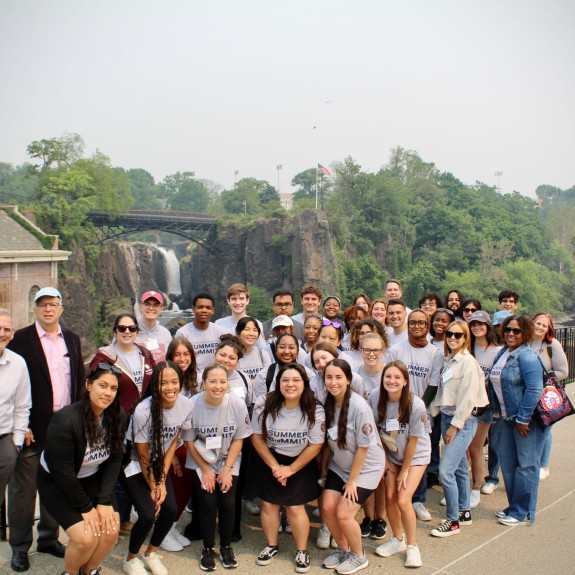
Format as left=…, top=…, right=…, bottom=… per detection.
left=324, top=469, right=373, bottom=505
left=37, top=466, right=118, bottom=530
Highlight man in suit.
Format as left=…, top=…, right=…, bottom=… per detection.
left=7, top=287, right=85, bottom=572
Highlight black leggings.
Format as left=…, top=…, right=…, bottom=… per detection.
left=192, top=473, right=237, bottom=548
left=121, top=472, right=176, bottom=555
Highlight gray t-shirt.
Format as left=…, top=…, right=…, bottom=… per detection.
left=136, top=321, right=173, bottom=364
left=309, top=372, right=367, bottom=404
left=387, top=340, right=444, bottom=398
left=238, top=347, right=273, bottom=383
left=474, top=345, right=503, bottom=378
left=182, top=392, right=252, bottom=475
left=116, top=345, right=144, bottom=393
left=215, top=316, right=266, bottom=348
left=368, top=390, right=431, bottom=466
left=252, top=363, right=315, bottom=402
left=326, top=392, right=385, bottom=489
left=175, top=322, right=227, bottom=375
left=357, top=366, right=383, bottom=395
left=251, top=395, right=325, bottom=457
left=128, top=394, right=193, bottom=459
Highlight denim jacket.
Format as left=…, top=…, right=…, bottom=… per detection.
left=488, top=344, right=543, bottom=425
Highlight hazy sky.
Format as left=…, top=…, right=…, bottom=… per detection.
left=1, top=0, right=574, bottom=198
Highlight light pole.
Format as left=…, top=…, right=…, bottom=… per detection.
left=276, top=164, right=282, bottom=194
left=494, top=171, right=503, bottom=193
left=234, top=170, right=239, bottom=187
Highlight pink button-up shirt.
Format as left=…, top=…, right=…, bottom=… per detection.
left=36, top=322, right=71, bottom=412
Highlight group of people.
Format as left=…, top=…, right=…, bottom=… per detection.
left=0, top=280, right=568, bottom=575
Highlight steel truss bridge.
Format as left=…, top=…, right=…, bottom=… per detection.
left=86, top=210, right=218, bottom=251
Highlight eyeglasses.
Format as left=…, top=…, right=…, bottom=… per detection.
left=36, top=302, right=61, bottom=309
left=408, top=320, right=428, bottom=328
left=362, top=348, right=383, bottom=355
left=274, top=302, right=293, bottom=308
left=503, top=327, right=522, bottom=335
left=322, top=318, right=342, bottom=328
left=88, top=362, right=122, bottom=378
left=501, top=298, right=516, bottom=304
left=116, top=325, right=138, bottom=333
left=445, top=331, right=465, bottom=340
left=463, top=307, right=478, bottom=314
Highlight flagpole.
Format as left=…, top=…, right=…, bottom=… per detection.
left=315, top=165, right=319, bottom=210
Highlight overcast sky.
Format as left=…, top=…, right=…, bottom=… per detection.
left=1, top=0, right=574, bottom=198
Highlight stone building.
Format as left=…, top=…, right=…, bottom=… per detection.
left=0, top=206, right=70, bottom=328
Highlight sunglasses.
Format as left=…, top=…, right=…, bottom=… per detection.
left=322, top=318, right=342, bottom=328
left=89, top=362, right=122, bottom=378
left=116, top=324, right=138, bottom=333
left=463, top=307, right=478, bottom=314
left=446, top=331, right=465, bottom=340
left=503, top=327, right=522, bottom=335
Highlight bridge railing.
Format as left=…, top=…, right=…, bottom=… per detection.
left=555, top=327, right=575, bottom=385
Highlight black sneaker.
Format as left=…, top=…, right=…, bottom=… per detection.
left=256, top=545, right=279, bottom=566
left=201, top=547, right=217, bottom=571
left=430, top=519, right=460, bottom=538
left=220, top=546, right=238, bottom=569
left=359, top=516, right=371, bottom=538
left=294, top=550, right=310, bottom=573
left=369, top=518, right=387, bottom=540
left=458, top=509, right=472, bottom=525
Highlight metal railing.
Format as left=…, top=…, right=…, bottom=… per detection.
left=555, top=327, right=575, bottom=385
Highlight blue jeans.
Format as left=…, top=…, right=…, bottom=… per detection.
left=485, top=417, right=502, bottom=485
left=499, top=419, right=547, bottom=523
left=439, top=414, right=477, bottom=521
left=540, top=425, right=553, bottom=468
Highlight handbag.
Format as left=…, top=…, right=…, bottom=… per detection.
left=532, top=363, right=575, bottom=430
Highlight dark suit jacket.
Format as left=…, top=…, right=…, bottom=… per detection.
left=8, top=323, right=85, bottom=446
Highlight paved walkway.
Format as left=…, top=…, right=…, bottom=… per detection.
left=2, top=385, right=574, bottom=574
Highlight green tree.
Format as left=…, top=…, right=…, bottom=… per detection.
left=27, top=133, right=85, bottom=170
left=127, top=168, right=162, bottom=209
left=159, top=172, right=211, bottom=212
left=220, top=178, right=277, bottom=215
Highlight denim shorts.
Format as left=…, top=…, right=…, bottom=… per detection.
left=476, top=405, right=494, bottom=424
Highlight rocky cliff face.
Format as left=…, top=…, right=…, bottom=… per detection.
left=62, top=210, right=338, bottom=354
left=180, top=209, right=339, bottom=310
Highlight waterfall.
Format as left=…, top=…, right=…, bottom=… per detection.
left=156, top=246, right=182, bottom=295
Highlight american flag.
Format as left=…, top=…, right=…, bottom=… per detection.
left=317, top=163, right=332, bottom=176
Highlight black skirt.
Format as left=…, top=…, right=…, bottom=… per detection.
left=255, top=449, right=321, bottom=506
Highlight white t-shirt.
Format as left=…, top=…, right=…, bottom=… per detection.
left=387, top=328, right=408, bottom=348
left=175, top=322, right=227, bottom=375
left=182, top=392, right=252, bottom=475
left=128, top=395, right=194, bottom=463
left=368, top=390, right=430, bottom=466
left=326, top=392, right=385, bottom=489
left=251, top=396, right=325, bottom=457
left=489, top=350, right=509, bottom=418
left=387, top=340, right=444, bottom=398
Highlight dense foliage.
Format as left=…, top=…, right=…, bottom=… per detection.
left=1, top=135, right=573, bottom=316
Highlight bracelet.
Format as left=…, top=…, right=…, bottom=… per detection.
left=225, top=464, right=233, bottom=469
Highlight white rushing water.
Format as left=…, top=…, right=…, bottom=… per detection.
left=156, top=246, right=182, bottom=295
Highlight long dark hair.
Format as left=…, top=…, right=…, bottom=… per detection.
left=83, top=365, right=124, bottom=454
left=323, top=359, right=353, bottom=450
left=260, top=363, right=317, bottom=438
left=167, top=337, right=198, bottom=395
left=469, top=320, right=498, bottom=355
left=139, top=361, right=183, bottom=484
left=376, top=361, right=412, bottom=426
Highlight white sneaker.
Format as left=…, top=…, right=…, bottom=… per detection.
left=539, top=467, right=550, bottom=480
left=160, top=529, right=184, bottom=552
left=312, top=507, right=321, bottom=518
left=142, top=553, right=168, bottom=575
left=439, top=497, right=446, bottom=506
left=335, top=551, right=369, bottom=575
left=244, top=499, right=261, bottom=515
left=317, top=524, right=331, bottom=549
left=405, top=545, right=422, bottom=568
left=330, top=537, right=337, bottom=549
left=375, top=535, right=406, bottom=558
left=169, top=524, right=191, bottom=547
left=413, top=502, right=431, bottom=521
left=480, top=482, right=497, bottom=495
left=469, top=490, right=481, bottom=509
left=123, top=557, right=148, bottom=575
